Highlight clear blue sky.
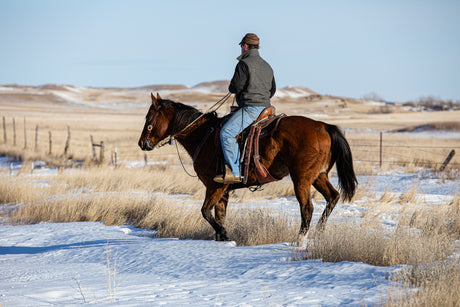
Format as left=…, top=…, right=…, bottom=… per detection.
left=1, top=0, right=459, bottom=102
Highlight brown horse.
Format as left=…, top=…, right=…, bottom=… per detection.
left=138, top=93, right=357, bottom=241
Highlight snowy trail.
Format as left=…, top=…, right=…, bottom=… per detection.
left=0, top=222, right=397, bottom=306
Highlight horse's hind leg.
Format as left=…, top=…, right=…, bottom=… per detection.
left=292, top=175, right=314, bottom=239
left=313, top=172, right=340, bottom=231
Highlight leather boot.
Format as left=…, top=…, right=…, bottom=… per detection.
left=213, top=165, right=242, bottom=184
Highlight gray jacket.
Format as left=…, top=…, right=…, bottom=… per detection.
left=229, top=49, right=276, bottom=107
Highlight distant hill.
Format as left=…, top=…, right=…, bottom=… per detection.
left=275, top=86, right=318, bottom=98
left=0, top=81, right=351, bottom=111
left=1, top=81, right=319, bottom=97
left=191, top=80, right=230, bottom=93
left=92, top=84, right=189, bottom=92
left=3, top=81, right=456, bottom=117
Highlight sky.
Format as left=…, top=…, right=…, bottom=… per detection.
left=0, top=0, right=459, bottom=102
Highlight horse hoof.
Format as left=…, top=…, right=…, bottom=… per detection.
left=296, top=233, right=308, bottom=248
left=215, top=233, right=229, bottom=241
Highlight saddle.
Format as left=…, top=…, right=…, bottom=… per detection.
left=239, top=106, right=284, bottom=184
left=192, top=106, right=285, bottom=185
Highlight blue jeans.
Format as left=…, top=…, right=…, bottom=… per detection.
left=220, top=106, right=266, bottom=177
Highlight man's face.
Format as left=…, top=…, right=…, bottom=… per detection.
left=240, top=43, right=249, bottom=54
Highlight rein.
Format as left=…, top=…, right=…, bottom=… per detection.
left=172, top=92, right=231, bottom=177
left=153, top=92, right=232, bottom=149
left=146, top=92, right=232, bottom=177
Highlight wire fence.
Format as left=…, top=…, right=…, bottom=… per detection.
left=2, top=116, right=459, bottom=171
left=347, top=132, right=459, bottom=169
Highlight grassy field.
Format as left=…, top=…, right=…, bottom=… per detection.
left=1, top=88, right=459, bottom=171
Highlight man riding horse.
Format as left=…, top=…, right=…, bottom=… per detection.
left=214, top=33, right=276, bottom=184
left=138, top=34, right=357, bottom=241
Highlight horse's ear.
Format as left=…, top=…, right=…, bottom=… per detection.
left=151, top=92, right=159, bottom=109
left=156, top=92, right=162, bottom=100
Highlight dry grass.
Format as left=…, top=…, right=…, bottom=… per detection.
left=0, top=176, right=67, bottom=205
left=2, top=159, right=297, bottom=201
left=0, top=171, right=297, bottom=246
left=3, top=191, right=297, bottom=246
left=301, top=221, right=454, bottom=266
left=226, top=207, right=297, bottom=246
left=385, top=258, right=460, bottom=307
left=57, top=165, right=204, bottom=195
left=398, top=196, right=460, bottom=237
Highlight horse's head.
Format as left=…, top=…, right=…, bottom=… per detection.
left=138, top=93, right=173, bottom=151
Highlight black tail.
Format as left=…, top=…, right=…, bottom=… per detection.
left=326, top=125, right=357, bottom=201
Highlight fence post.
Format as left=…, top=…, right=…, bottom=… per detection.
left=23, top=117, right=27, bottom=149
left=439, top=150, right=455, bottom=171
left=35, top=124, right=39, bottom=152
left=99, top=141, right=104, bottom=162
left=144, top=154, right=148, bottom=167
left=379, top=132, right=383, bottom=168
left=64, top=126, right=70, bottom=155
left=48, top=131, right=52, bottom=155
left=89, top=137, right=104, bottom=163
left=90, top=135, right=96, bottom=160
left=114, top=146, right=118, bottom=168
left=13, top=118, right=16, bottom=146
left=2, top=116, right=6, bottom=143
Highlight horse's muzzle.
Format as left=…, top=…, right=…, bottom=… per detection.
left=139, top=139, right=154, bottom=151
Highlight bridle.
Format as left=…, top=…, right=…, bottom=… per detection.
left=144, top=105, right=162, bottom=141
left=143, top=92, right=232, bottom=149
left=141, top=92, right=232, bottom=177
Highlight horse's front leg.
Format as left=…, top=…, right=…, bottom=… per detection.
left=214, top=190, right=230, bottom=241
left=201, top=186, right=229, bottom=241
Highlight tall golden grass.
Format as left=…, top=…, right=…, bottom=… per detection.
left=302, top=221, right=454, bottom=266
left=0, top=169, right=298, bottom=245
left=385, top=258, right=460, bottom=307
left=3, top=190, right=298, bottom=245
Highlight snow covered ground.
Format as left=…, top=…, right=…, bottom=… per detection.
left=0, top=158, right=458, bottom=306
left=0, top=222, right=398, bottom=306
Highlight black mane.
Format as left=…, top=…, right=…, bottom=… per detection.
left=162, top=99, right=220, bottom=130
